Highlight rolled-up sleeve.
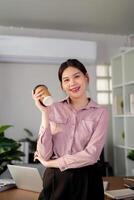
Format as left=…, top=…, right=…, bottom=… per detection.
left=57, top=108, right=109, bottom=171
left=36, top=124, right=53, bottom=160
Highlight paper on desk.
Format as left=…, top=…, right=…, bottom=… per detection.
left=105, top=188, right=134, bottom=199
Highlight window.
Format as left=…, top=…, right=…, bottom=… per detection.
left=96, top=65, right=112, bottom=105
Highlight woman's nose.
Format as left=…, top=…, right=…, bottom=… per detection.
left=69, top=78, right=75, bottom=86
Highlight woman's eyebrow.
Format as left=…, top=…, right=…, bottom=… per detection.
left=62, top=72, right=81, bottom=79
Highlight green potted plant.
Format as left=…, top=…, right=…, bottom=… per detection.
left=19, top=128, right=36, bottom=151
left=0, top=125, right=24, bottom=175
left=19, top=128, right=37, bottom=163
left=127, top=150, right=134, bottom=161
left=127, top=150, right=134, bottom=176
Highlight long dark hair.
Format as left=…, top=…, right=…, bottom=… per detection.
left=58, top=59, right=88, bottom=83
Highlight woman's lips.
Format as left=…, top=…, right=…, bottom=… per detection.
left=70, top=86, right=80, bottom=93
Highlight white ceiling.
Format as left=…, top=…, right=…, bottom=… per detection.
left=0, top=0, right=134, bottom=35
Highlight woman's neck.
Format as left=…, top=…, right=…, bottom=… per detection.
left=70, top=96, right=89, bottom=110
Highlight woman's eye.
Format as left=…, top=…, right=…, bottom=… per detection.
left=75, top=75, right=80, bottom=78
left=63, top=79, right=69, bottom=83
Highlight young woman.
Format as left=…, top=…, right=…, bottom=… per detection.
left=32, top=59, right=109, bottom=200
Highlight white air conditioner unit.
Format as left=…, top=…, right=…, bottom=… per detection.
left=0, top=35, right=96, bottom=64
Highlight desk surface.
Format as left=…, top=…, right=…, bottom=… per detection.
left=0, top=188, right=39, bottom=200
left=0, top=177, right=125, bottom=200
left=104, top=176, right=124, bottom=190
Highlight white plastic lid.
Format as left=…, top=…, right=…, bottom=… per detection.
left=43, top=96, right=54, bottom=106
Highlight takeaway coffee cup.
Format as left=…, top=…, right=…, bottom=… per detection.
left=34, top=85, right=53, bottom=106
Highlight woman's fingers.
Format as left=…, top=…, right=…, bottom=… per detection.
left=32, top=89, right=43, bottom=99
left=34, top=88, right=46, bottom=98
left=33, top=151, right=49, bottom=167
left=35, top=90, right=45, bottom=98
left=32, top=90, right=47, bottom=111
left=34, top=151, right=37, bottom=160
left=34, top=151, right=40, bottom=162
left=34, top=151, right=38, bottom=157
left=34, top=151, right=42, bottom=160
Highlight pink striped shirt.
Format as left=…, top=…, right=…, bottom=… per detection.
left=37, top=98, right=109, bottom=171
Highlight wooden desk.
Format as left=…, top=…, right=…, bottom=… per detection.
left=0, top=177, right=125, bottom=200
left=103, top=176, right=124, bottom=190
left=0, top=188, right=39, bottom=200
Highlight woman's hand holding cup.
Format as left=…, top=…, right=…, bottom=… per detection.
left=32, top=84, right=53, bottom=112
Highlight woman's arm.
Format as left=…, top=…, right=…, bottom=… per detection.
left=36, top=113, right=53, bottom=161
left=32, top=90, right=53, bottom=161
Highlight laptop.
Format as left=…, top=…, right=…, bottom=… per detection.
left=7, top=164, right=43, bottom=192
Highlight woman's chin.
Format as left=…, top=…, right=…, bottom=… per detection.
left=70, top=93, right=82, bottom=99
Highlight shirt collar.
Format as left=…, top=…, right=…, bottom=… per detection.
left=61, top=97, right=100, bottom=110
left=86, top=99, right=100, bottom=109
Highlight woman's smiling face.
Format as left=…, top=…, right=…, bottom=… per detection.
left=61, top=66, right=89, bottom=100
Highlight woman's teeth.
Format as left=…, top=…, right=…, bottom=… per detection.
left=70, top=87, right=80, bottom=92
